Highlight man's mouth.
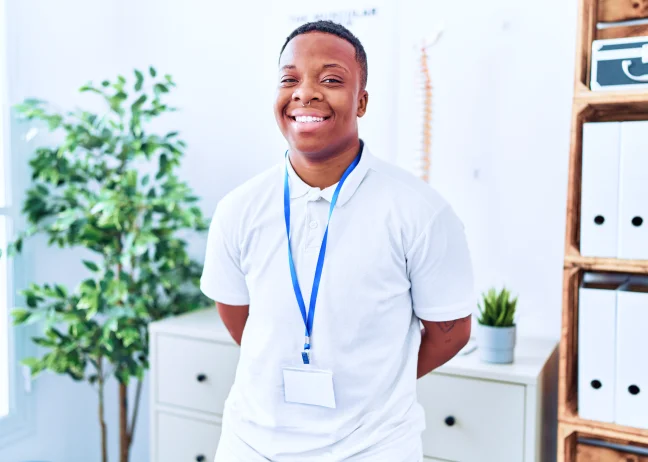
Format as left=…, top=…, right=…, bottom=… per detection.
left=286, top=112, right=333, bottom=133
left=289, top=115, right=331, bottom=123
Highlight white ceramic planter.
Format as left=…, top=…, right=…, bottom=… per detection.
left=476, top=323, right=516, bottom=364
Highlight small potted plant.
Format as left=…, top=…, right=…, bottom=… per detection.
left=476, top=287, right=518, bottom=364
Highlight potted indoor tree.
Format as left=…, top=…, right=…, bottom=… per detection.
left=476, top=287, right=518, bottom=364
left=1, top=67, right=211, bottom=462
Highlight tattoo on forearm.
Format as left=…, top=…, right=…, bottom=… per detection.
left=437, top=321, right=456, bottom=333
left=436, top=316, right=469, bottom=334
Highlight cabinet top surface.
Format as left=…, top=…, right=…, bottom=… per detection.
left=435, top=336, right=558, bottom=385
left=150, top=309, right=558, bottom=384
left=149, top=308, right=235, bottom=344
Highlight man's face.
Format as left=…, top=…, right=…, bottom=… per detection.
left=275, top=32, right=368, bottom=155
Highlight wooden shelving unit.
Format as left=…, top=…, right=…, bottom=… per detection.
left=558, top=0, right=648, bottom=460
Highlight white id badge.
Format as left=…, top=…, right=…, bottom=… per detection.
left=283, top=366, right=336, bottom=409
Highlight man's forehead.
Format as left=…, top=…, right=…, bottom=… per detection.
left=280, top=32, right=356, bottom=66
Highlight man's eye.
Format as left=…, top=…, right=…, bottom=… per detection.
left=281, top=79, right=298, bottom=84
left=323, top=78, right=342, bottom=84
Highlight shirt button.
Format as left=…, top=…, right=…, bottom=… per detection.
left=309, top=221, right=318, bottom=229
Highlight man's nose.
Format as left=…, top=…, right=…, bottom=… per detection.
left=292, top=83, right=323, bottom=105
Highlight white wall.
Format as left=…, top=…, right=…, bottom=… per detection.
left=396, top=0, right=578, bottom=337
left=1, top=0, right=576, bottom=461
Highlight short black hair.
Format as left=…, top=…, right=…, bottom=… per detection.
left=279, top=20, right=368, bottom=89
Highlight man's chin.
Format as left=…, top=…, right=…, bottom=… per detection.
left=288, top=137, right=331, bottom=156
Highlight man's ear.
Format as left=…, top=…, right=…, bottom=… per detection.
left=357, top=90, right=369, bottom=118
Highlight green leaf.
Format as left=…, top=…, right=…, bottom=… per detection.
left=131, top=94, right=147, bottom=111
left=12, top=309, right=31, bottom=324
left=22, top=357, right=42, bottom=369
left=135, top=70, right=144, bottom=91
left=101, top=80, right=110, bottom=87
left=47, top=115, right=63, bottom=130
left=26, top=310, right=47, bottom=325
left=83, top=260, right=100, bottom=272
left=109, top=91, right=128, bottom=111
left=154, top=83, right=168, bottom=95
left=79, top=85, right=102, bottom=94
left=149, top=66, right=157, bottom=77
left=105, top=318, right=118, bottom=332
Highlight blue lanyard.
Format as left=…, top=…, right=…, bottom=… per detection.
left=284, top=152, right=361, bottom=364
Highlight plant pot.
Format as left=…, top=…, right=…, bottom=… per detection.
left=476, top=323, right=516, bottom=364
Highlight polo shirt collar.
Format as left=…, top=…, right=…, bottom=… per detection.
left=285, top=141, right=372, bottom=207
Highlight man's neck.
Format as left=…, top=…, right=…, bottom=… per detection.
left=288, top=139, right=362, bottom=190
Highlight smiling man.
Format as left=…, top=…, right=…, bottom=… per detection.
left=201, top=20, right=475, bottom=462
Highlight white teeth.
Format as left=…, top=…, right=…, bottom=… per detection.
left=295, top=116, right=325, bottom=123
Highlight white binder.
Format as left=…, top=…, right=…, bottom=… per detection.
left=615, top=278, right=648, bottom=429
left=580, top=122, right=621, bottom=258
left=578, top=273, right=626, bottom=422
left=619, top=121, right=648, bottom=260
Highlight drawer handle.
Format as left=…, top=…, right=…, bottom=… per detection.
left=629, top=384, right=641, bottom=395
left=196, top=373, right=207, bottom=383
left=195, top=455, right=206, bottom=462
left=444, top=416, right=456, bottom=427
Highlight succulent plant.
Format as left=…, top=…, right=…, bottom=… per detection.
left=477, top=287, right=517, bottom=327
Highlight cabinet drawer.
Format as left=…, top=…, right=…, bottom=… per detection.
left=156, top=334, right=239, bottom=414
left=157, top=411, right=220, bottom=462
left=417, top=373, right=525, bottom=462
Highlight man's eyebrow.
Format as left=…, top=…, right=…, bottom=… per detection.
left=322, top=63, right=348, bottom=72
left=280, top=63, right=349, bottom=72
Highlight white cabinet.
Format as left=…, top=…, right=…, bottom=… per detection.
left=421, top=337, right=559, bottom=462
left=149, top=309, right=238, bottom=462
left=150, top=309, right=558, bottom=462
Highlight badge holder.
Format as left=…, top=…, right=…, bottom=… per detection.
left=283, top=336, right=336, bottom=408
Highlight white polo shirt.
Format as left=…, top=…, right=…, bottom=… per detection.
left=200, top=144, right=475, bottom=461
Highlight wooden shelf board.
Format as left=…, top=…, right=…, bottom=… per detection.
left=559, top=417, right=648, bottom=446
left=574, top=85, right=648, bottom=106
left=564, top=254, right=648, bottom=274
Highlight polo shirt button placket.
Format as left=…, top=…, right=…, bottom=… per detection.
left=306, top=191, right=323, bottom=249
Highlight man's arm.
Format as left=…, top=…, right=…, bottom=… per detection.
left=217, top=302, right=249, bottom=346
left=417, top=314, right=471, bottom=379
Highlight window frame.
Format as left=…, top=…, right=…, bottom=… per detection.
left=0, top=0, right=36, bottom=447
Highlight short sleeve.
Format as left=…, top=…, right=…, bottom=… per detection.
left=406, top=205, right=475, bottom=322
left=200, top=201, right=250, bottom=305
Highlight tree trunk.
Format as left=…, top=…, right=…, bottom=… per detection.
left=129, top=379, right=143, bottom=445
left=119, top=382, right=129, bottom=462
left=98, top=359, right=108, bottom=462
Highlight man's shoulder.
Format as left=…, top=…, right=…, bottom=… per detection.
left=367, top=155, right=450, bottom=218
